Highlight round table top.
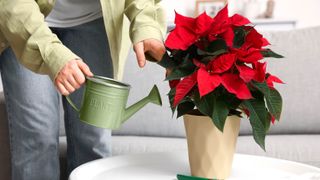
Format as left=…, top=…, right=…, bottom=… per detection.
left=69, top=151, right=320, bottom=180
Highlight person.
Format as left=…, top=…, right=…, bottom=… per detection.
left=0, top=0, right=166, bottom=180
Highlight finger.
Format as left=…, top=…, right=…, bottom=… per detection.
left=145, top=40, right=166, bottom=61
left=147, top=49, right=165, bottom=61
left=134, top=42, right=146, bottom=68
left=62, top=80, right=75, bottom=94
left=76, top=61, right=94, bottom=77
left=56, top=82, right=69, bottom=96
left=67, top=75, right=81, bottom=89
left=73, top=68, right=86, bottom=85
left=166, top=68, right=173, bottom=77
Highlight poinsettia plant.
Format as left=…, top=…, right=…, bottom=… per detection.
left=158, top=5, right=284, bottom=150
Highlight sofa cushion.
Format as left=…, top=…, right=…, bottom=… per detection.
left=238, top=134, right=320, bottom=168
left=114, top=26, right=320, bottom=137
left=112, top=136, right=187, bottom=156
left=110, top=135, right=320, bottom=168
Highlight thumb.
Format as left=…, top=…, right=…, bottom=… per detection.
left=133, top=42, right=146, bottom=68
left=76, top=60, right=94, bottom=77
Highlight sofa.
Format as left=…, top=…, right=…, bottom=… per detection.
left=1, top=26, right=320, bottom=180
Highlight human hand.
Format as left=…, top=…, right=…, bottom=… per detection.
left=133, top=38, right=166, bottom=67
left=55, top=59, right=93, bottom=95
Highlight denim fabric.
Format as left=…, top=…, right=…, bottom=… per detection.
left=0, top=17, right=113, bottom=180
left=0, top=48, right=61, bottom=180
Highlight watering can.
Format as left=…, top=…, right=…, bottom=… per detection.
left=66, top=75, right=162, bottom=129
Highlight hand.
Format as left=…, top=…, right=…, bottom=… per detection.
left=55, top=59, right=93, bottom=95
left=166, top=68, right=173, bottom=77
left=133, top=38, right=166, bottom=68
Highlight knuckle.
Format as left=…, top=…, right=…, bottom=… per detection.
left=71, top=64, right=78, bottom=71
left=68, top=61, right=76, bottom=67
left=73, top=81, right=81, bottom=88
left=63, top=79, right=69, bottom=85
left=75, top=84, right=81, bottom=89
left=77, top=74, right=85, bottom=83
left=61, top=70, right=68, bottom=76
left=68, top=87, right=75, bottom=93
left=70, top=88, right=76, bottom=93
left=67, top=74, right=74, bottom=81
left=79, top=77, right=85, bottom=84
left=62, top=91, right=69, bottom=96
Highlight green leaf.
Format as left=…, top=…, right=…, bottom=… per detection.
left=177, top=101, right=195, bottom=118
left=179, top=54, right=193, bottom=68
left=196, top=39, right=227, bottom=60
left=157, top=52, right=177, bottom=68
left=242, top=96, right=268, bottom=151
left=252, top=82, right=283, bottom=120
left=219, top=88, right=242, bottom=109
left=261, top=49, right=284, bottom=58
left=168, top=88, right=196, bottom=118
left=194, top=91, right=229, bottom=131
left=266, top=112, right=272, bottom=131
left=171, top=50, right=185, bottom=61
left=165, top=68, right=196, bottom=81
left=199, top=55, right=214, bottom=65
left=229, top=109, right=243, bottom=117
left=193, top=91, right=214, bottom=117
left=212, top=96, right=229, bottom=132
left=197, top=48, right=227, bottom=57
left=168, top=88, right=176, bottom=114
left=233, top=27, right=246, bottom=48
left=207, top=39, right=228, bottom=52
left=267, top=89, right=282, bottom=120
left=165, top=54, right=196, bottom=81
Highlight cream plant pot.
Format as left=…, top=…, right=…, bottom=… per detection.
left=183, top=114, right=241, bottom=179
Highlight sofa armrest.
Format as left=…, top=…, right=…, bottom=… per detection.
left=0, top=92, right=11, bottom=180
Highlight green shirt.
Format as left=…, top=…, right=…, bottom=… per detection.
left=0, top=0, right=166, bottom=80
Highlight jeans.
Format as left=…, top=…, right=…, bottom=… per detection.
left=0, top=17, right=113, bottom=180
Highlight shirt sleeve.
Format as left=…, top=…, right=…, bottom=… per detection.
left=124, top=0, right=167, bottom=45
left=0, top=0, right=79, bottom=80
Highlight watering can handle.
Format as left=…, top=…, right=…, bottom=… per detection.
left=66, top=96, right=80, bottom=112
left=64, top=76, right=92, bottom=112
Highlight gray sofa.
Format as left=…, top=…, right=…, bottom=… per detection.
left=1, top=26, right=320, bottom=180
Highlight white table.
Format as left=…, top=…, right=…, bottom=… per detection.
left=69, top=151, right=320, bottom=180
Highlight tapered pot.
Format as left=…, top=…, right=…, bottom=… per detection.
left=183, top=114, right=241, bottom=179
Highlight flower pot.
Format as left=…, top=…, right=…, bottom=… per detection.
left=183, top=114, right=240, bottom=179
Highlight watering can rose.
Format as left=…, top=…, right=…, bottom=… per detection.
left=158, top=5, right=284, bottom=150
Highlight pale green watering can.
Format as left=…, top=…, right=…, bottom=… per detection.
left=66, top=76, right=162, bottom=129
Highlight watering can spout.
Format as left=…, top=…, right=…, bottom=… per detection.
left=122, top=85, right=162, bottom=122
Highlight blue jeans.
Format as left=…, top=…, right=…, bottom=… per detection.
left=0, top=18, right=113, bottom=180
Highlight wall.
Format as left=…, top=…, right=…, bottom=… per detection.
left=272, top=0, right=320, bottom=28
left=161, top=0, right=320, bottom=28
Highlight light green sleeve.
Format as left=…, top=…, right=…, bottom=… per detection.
left=124, top=0, right=167, bottom=45
left=0, top=0, right=79, bottom=80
